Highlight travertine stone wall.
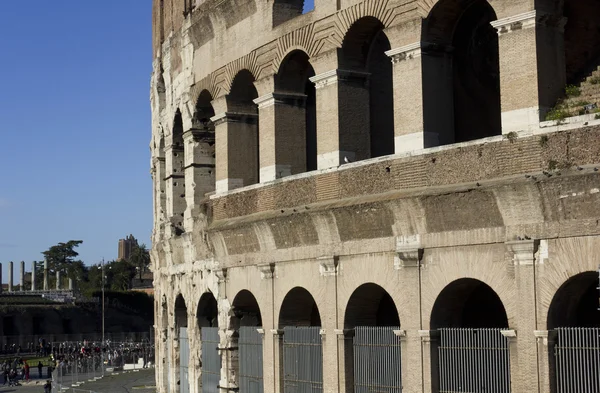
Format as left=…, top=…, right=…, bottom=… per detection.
left=151, top=1, right=600, bottom=393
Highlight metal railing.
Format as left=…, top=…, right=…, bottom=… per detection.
left=555, top=327, right=600, bottom=393
left=201, top=327, right=220, bottom=393
left=52, top=355, right=105, bottom=392
left=283, top=326, right=323, bottom=393
left=239, top=327, right=264, bottom=393
left=353, top=326, right=402, bottom=393
left=438, top=328, right=511, bottom=393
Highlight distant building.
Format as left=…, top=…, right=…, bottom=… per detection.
left=117, top=234, right=138, bottom=261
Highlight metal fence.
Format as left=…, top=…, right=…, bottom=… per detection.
left=202, top=327, right=220, bottom=393
left=555, top=327, right=600, bottom=393
left=353, top=326, right=402, bottom=393
left=52, top=354, right=105, bottom=392
left=239, top=327, right=264, bottom=393
left=438, top=328, right=511, bottom=393
left=180, top=328, right=190, bottom=393
left=283, top=326, right=323, bottom=393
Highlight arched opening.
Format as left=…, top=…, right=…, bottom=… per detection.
left=156, top=134, right=167, bottom=233
left=190, top=90, right=216, bottom=197
left=430, top=278, right=509, bottom=393
left=279, top=287, right=321, bottom=328
left=161, top=295, right=170, bottom=391
left=422, top=0, right=501, bottom=144
left=344, top=283, right=401, bottom=393
left=174, top=294, right=189, bottom=393
left=272, top=0, right=308, bottom=27
left=340, top=17, right=395, bottom=160
left=227, top=70, right=259, bottom=187
left=197, top=292, right=219, bottom=393
left=169, top=110, right=186, bottom=234
left=231, top=290, right=264, bottom=393
left=275, top=50, right=317, bottom=175
left=279, top=287, right=323, bottom=392
left=548, top=272, right=600, bottom=392
left=564, top=0, right=600, bottom=85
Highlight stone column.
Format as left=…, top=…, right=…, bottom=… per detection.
left=271, top=329, right=285, bottom=393
left=254, top=92, right=308, bottom=182
left=491, top=11, right=567, bottom=133
left=506, top=239, right=540, bottom=392
left=309, top=68, right=370, bottom=169
left=56, top=271, right=61, bottom=290
left=31, top=261, right=36, bottom=291
left=68, top=278, right=73, bottom=291
left=317, top=256, right=339, bottom=393
left=535, top=330, right=556, bottom=392
left=385, top=42, right=451, bottom=152
left=153, top=156, right=168, bottom=235
left=164, top=142, right=186, bottom=233
left=212, top=96, right=259, bottom=193
left=183, top=127, right=215, bottom=231
left=257, top=264, right=276, bottom=393
left=336, top=329, right=354, bottom=393
left=43, top=259, right=49, bottom=290
left=420, top=330, right=440, bottom=393
left=8, top=261, right=13, bottom=292
left=20, top=261, right=25, bottom=291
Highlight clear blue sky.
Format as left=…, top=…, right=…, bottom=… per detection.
left=0, top=2, right=153, bottom=281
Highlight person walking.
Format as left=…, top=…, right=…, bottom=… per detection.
left=24, top=361, right=30, bottom=382
left=38, top=361, right=43, bottom=379
left=44, top=379, right=52, bottom=393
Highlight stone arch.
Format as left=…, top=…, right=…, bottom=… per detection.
left=430, top=278, right=508, bottom=329
left=230, top=289, right=262, bottom=329
left=279, top=286, right=321, bottom=328
left=548, top=271, right=600, bottom=329
left=175, top=293, right=188, bottom=329
left=422, top=0, right=501, bottom=144
left=197, top=291, right=219, bottom=328
left=168, top=109, right=186, bottom=233
left=225, top=69, right=260, bottom=186
left=344, top=283, right=400, bottom=328
left=340, top=16, right=395, bottom=160
left=275, top=49, right=318, bottom=173
left=273, top=0, right=305, bottom=27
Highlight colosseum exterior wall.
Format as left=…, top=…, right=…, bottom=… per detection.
left=150, top=1, right=600, bottom=392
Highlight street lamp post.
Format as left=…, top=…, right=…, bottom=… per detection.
left=101, top=258, right=105, bottom=347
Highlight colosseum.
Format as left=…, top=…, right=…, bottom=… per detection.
left=149, top=0, right=600, bottom=392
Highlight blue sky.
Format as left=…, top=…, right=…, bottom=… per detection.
left=0, top=2, right=153, bottom=280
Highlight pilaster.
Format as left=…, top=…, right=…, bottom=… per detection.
left=309, top=68, right=370, bottom=169
left=386, top=42, right=448, bottom=152
left=419, top=329, right=440, bottom=393
left=183, top=127, right=215, bottom=230
left=492, top=10, right=567, bottom=133
left=254, top=92, right=308, bottom=182
left=316, top=256, right=339, bottom=393
left=505, top=239, right=540, bottom=392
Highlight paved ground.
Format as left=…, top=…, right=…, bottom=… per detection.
left=0, top=369, right=156, bottom=393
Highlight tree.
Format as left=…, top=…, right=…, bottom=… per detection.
left=40, top=240, right=83, bottom=288
left=128, top=243, right=151, bottom=281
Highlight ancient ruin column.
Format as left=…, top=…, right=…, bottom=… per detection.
left=491, top=10, right=566, bottom=133
left=385, top=42, right=452, bottom=152
left=212, top=96, right=259, bottom=193
left=43, top=259, right=49, bottom=290
left=420, top=330, right=440, bottom=393
left=183, top=126, right=215, bottom=231
left=56, top=271, right=61, bottom=290
left=309, top=67, right=370, bottom=169
left=19, top=261, right=24, bottom=291
left=68, top=278, right=73, bottom=291
left=8, top=261, right=13, bottom=292
left=31, top=261, right=36, bottom=291
left=164, top=142, right=186, bottom=232
left=506, top=239, right=542, bottom=392
left=254, top=92, right=308, bottom=182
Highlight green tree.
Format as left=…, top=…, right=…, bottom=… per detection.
left=41, top=240, right=84, bottom=287
left=128, top=243, right=151, bottom=281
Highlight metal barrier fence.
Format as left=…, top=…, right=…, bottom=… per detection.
left=180, top=328, right=190, bottom=393
left=52, top=355, right=105, bottom=392
left=0, top=331, right=153, bottom=354
left=283, top=326, right=323, bottom=393
left=354, top=326, right=402, bottom=393
left=202, top=327, right=220, bottom=393
left=239, top=327, right=264, bottom=393
left=555, top=327, right=600, bottom=393
left=438, top=328, right=511, bottom=393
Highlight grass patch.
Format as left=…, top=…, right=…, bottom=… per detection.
left=545, top=108, right=569, bottom=122
left=565, top=84, right=581, bottom=97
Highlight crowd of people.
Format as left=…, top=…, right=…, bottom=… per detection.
left=1, top=357, right=52, bottom=386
